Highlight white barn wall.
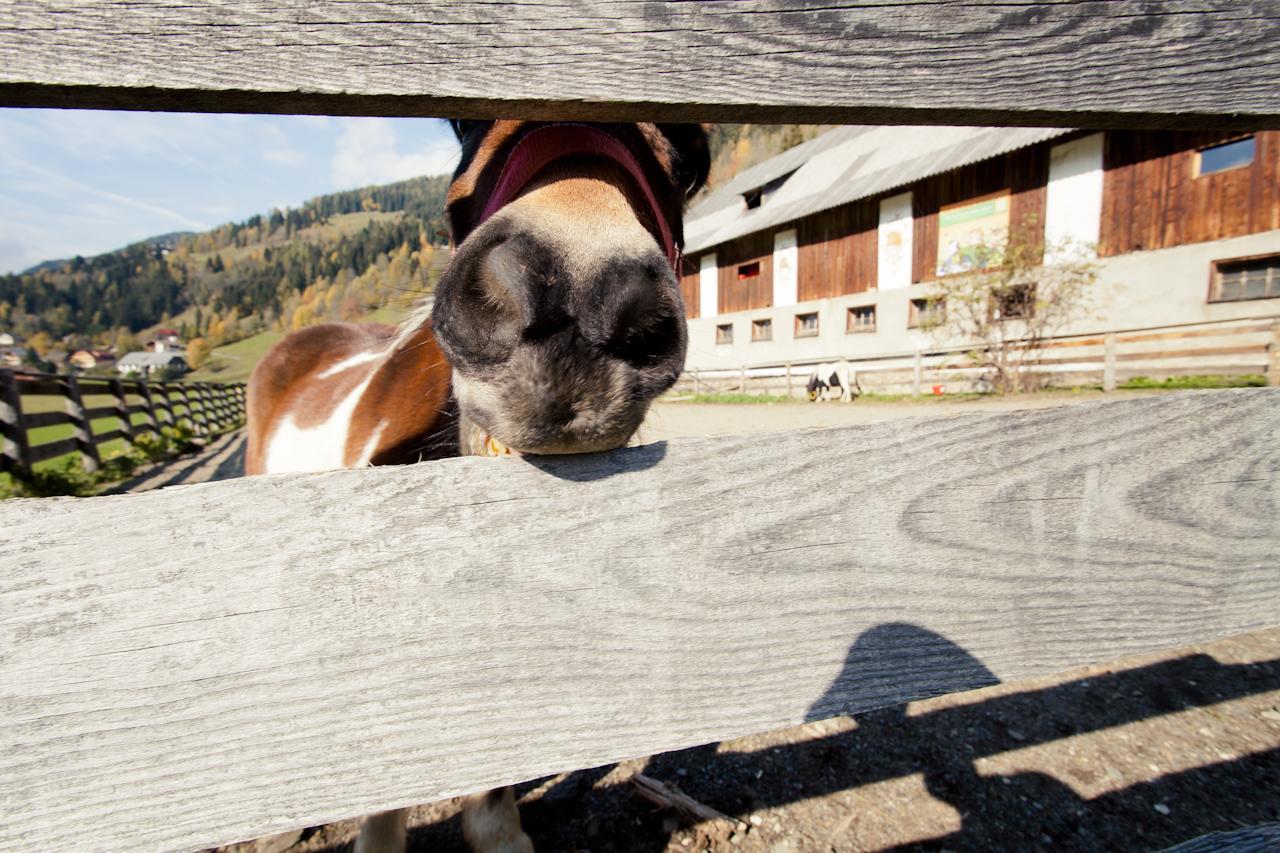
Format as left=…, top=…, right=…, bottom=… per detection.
left=877, top=192, right=914, bottom=290
left=772, top=229, right=798, bottom=307
left=684, top=229, right=1280, bottom=372
left=1044, top=133, right=1104, bottom=261
left=698, top=252, right=718, bottom=319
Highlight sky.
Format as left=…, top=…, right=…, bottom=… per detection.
left=0, top=109, right=462, bottom=274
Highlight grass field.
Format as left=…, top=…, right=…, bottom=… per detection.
left=187, top=330, right=284, bottom=383
left=187, top=302, right=415, bottom=384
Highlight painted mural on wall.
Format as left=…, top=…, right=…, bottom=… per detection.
left=936, top=191, right=1010, bottom=276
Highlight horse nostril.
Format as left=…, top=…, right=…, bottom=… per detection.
left=581, top=256, right=684, bottom=369
left=434, top=237, right=539, bottom=366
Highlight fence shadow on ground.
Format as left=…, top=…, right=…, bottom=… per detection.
left=304, top=625, right=1279, bottom=852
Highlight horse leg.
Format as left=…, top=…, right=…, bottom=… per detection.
left=355, top=808, right=409, bottom=853
left=462, top=787, right=534, bottom=853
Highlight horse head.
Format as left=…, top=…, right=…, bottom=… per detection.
left=429, top=121, right=708, bottom=456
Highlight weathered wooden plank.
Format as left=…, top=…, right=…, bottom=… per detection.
left=17, top=410, right=71, bottom=430
left=60, top=374, right=99, bottom=473
left=1, top=1, right=1278, bottom=128
left=1, top=389, right=1277, bottom=851
left=0, top=370, right=31, bottom=479
left=24, top=435, right=79, bottom=464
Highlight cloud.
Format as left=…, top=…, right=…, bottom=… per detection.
left=264, top=146, right=307, bottom=166
left=0, top=152, right=207, bottom=231
left=331, top=118, right=459, bottom=189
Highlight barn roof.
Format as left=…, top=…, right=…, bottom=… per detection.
left=683, top=125, right=1073, bottom=255
left=118, top=351, right=188, bottom=367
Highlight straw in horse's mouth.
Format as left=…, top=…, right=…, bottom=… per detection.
left=481, top=433, right=521, bottom=457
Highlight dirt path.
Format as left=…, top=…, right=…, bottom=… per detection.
left=638, top=389, right=1165, bottom=442
left=102, top=431, right=246, bottom=494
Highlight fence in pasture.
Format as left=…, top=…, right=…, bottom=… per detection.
left=0, top=369, right=245, bottom=480
left=677, top=316, right=1280, bottom=398
left=1, top=2, right=1278, bottom=851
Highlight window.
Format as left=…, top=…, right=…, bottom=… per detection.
left=1210, top=254, right=1280, bottom=302
left=1196, top=137, right=1255, bottom=176
left=795, top=312, right=819, bottom=338
left=908, top=297, right=945, bottom=328
left=741, top=170, right=797, bottom=211
left=847, top=305, right=876, bottom=333
left=992, top=283, right=1035, bottom=320
left=737, top=261, right=761, bottom=279
left=715, top=323, right=734, bottom=345
left=751, top=318, right=772, bottom=342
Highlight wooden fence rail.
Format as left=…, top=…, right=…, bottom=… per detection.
left=3, top=2, right=1280, bottom=850
left=1, top=1, right=1278, bottom=129
left=679, top=316, right=1280, bottom=397
left=1, top=390, right=1277, bottom=851
left=0, top=369, right=246, bottom=480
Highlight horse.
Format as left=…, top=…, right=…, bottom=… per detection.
left=806, top=360, right=857, bottom=402
left=245, top=119, right=710, bottom=852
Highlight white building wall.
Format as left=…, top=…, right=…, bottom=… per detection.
left=772, top=229, right=798, bottom=307
left=877, top=192, right=914, bottom=291
left=683, top=229, right=1280, bottom=371
left=1044, top=133, right=1104, bottom=262
left=698, top=253, right=718, bottom=319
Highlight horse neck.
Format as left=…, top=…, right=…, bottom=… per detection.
left=353, top=322, right=458, bottom=465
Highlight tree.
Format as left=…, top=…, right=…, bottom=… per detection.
left=186, top=337, right=212, bottom=370
left=919, top=232, right=1099, bottom=395
left=114, top=327, right=143, bottom=355
left=27, top=330, right=54, bottom=358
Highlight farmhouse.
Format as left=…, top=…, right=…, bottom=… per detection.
left=117, top=350, right=189, bottom=376
left=68, top=349, right=117, bottom=370
left=679, top=127, right=1280, bottom=387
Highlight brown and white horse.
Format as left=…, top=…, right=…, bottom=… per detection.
left=245, top=120, right=709, bottom=851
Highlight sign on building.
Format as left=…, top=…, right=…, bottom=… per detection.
left=936, top=191, right=1010, bottom=276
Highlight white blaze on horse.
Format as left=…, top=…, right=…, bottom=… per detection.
left=806, top=360, right=857, bottom=402
left=245, top=120, right=710, bottom=852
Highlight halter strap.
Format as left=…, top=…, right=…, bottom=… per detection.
left=475, top=124, right=680, bottom=270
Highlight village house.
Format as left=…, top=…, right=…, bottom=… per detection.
left=68, top=349, right=118, bottom=370
left=117, top=351, right=189, bottom=377
left=146, top=329, right=185, bottom=353
left=678, top=127, right=1280, bottom=390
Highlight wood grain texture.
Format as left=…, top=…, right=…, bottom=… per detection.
left=1100, top=130, right=1280, bottom=256
left=2, top=389, right=1278, bottom=851
left=1, top=2, right=1279, bottom=128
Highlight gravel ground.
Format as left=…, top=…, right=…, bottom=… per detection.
left=221, top=629, right=1280, bottom=853
left=637, top=390, right=1167, bottom=443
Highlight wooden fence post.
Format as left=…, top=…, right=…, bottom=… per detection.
left=1104, top=332, right=1118, bottom=392
left=213, top=384, right=231, bottom=426
left=62, top=374, right=100, bottom=473
left=0, top=369, right=32, bottom=480
left=913, top=350, right=923, bottom=397
left=785, top=362, right=792, bottom=398
left=195, top=383, right=215, bottom=429
left=136, top=379, right=160, bottom=432
left=181, top=385, right=206, bottom=434
left=740, top=365, right=747, bottom=395
left=156, top=381, right=177, bottom=427
left=108, top=378, right=134, bottom=447
left=169, top=383, right=190, bottom=431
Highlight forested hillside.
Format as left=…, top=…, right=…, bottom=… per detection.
left=1, top=124, right=823, bottom=359
left=0, top=174, right=450, bottom=355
